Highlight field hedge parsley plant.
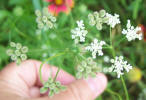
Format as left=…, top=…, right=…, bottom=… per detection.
left=6, top=8, right=143, bottom=99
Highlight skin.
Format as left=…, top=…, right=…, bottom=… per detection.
left=0, top=60, right=107, bottom=100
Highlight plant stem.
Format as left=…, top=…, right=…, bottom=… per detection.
left=120, top=76, right=129, bottom=100
left=54, top=67, right=61, bottom=81
left=110, top=27, right=112, bottom=45
left=39, top=49, right=68, bottom=84
left=106, top=89, right=122, bottom=100
left=109, top=27, right=129, bottom=100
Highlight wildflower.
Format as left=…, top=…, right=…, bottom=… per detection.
left=122, top=20, right=143, bottom=41
left=47, top=0, right=74, bottom=16
left=88, top=9, right=109, bottom=30
left=35, top=7, right=56, bottom=33
left=76, top=57, right=102, bottom=79
left=71, top=20, right=88, bottom=43
left=85, top=39, right=106, bottom=59
left=139, top=24, right=146, bottom=42
left=127, top=67, right=142, bottom=83
left=106, top=13, right=120, bottom=28
left=6, top=42, right=28, bottom=65
left=40, top=77, right=66, bottom=97
left=109, top=56, right=132, bottom=78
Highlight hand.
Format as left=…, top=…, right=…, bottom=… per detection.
left=0, top=60, right=107, bottom=100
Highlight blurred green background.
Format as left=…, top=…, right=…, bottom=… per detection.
left=0, top=0, right=146, bottom=100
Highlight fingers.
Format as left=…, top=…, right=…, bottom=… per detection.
left=30, top=73, right=107, bottom=100
left=0, top=60, right=75, bottom=98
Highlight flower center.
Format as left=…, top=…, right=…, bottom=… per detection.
left=54, top=0, right=64, bottom=5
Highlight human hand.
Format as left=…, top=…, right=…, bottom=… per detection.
left=0, top=60, right=107, bottom=100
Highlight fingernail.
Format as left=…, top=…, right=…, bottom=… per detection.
left=85, top=73, right=107, bottom=98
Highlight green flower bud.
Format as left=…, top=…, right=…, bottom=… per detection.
left=46, top=21, right=53, bottom=28
left=35, top=10, right=41, bottom=17
left=53, top=88, right=60, bottom=94
left=42, top=7, right=48, bottom=15
left=99, top=9, right=106, bottom=17
left=36, top=17, right=42, bottom=23
left=86, top=67, right=91, bottom=73
left=93, top=11, right=99, bottom=18
left=49, top=83, right=56, bottom=90
left=44, top=82, right=50, bottom=88
left=10, top=42, right=16, bottom=47
left=55, top=81, right=61, bottom=87
left=96, top=23, right=102, bottom=30
left=16, top=43, right=22, bottom=49
left=77, top=66, right=84, bottom=72
left=11, top=54, right=17, bottom=61
left=81, top=61, right=87, bottom=67
left=21, top=46, right=28, bottom=53
left=40, top=87, right=48, bottom=94
left=102, top=17, right=109, bottom=23
left=15, top=49, right=21, bottom=56
left=88, top=13, right=94, bottom=20
left=20, top=54, right=27, bottom=61
left=89, top=20, right=96, bottom=26
left=60, top=86, right=66, bottom=91
left=6, top=49, right=13, bottom=56
left=38, top=23, right=44, bottom=29
left=48, top=78, right=54, bottom=83
left=50, top=17, right=56, bottom=22
left=42, top=16, right=48, bottom=23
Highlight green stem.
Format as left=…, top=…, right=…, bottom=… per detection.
left=110, top=27, right=112, bottom=45
left=120, top=76, right=129, bottom=100
left=39, top=49, right=68, bottom=84
left=106, top=89, right=122, bottom=100
left=109, top=27, right=129, bottom=100
left=54, top=67, right=61, bottom=81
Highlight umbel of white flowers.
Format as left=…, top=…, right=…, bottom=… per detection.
left=86, top=39, right=106, bottom=59
left=109, top=56, right=132, bottom=78
left=122, top=20, right=143, bottom=41
left=88, top=9, right=120, bottom=30
left=35, top=7, right=56, bottom=34
left=71, top=20, right=88, bottom=43
left=40, top=77, right=66, bottom=97
left=6, top=42, right=28, bottom=65
left=76, top=57, right=102, bottom=79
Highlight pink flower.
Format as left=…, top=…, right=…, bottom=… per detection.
left=46, top=0, right=74, bottom=16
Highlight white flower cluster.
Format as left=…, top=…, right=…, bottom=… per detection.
left=88, top=9, right=109, bottom=30
left=71, top=20, right=88, bottom=43
left=109, top=56, right=132, bottom=78
left=122, top=20, right=143, bottom=41
left=76, top=57, right=102, bottom=79
left=6, top=42, right=28, bottom=65
left=106, top=13, right=120, bottom=28
left=35, top=7, right=56, bottom=34
left=40, top=77, right=66, bottom=97
left=86, top=39, right=106, bottom=59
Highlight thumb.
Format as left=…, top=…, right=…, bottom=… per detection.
left=32, top=73, right=107, bottom=100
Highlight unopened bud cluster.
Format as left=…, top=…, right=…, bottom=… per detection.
left=88, top=9, right=109, bottom=30
left=6, top=42, right=28, bottom=65
left=40, top=78, right=66, bottom=97
left=35, top=7, right=56, bottom=34
left=76, top=57, right=102, bottom=79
